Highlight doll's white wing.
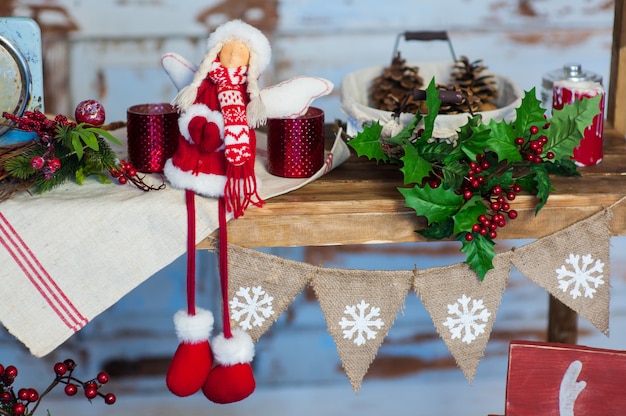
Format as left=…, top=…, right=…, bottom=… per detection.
left=161, top=53, right=198, bottom=91
left=260, top=76, right=334, bottom=119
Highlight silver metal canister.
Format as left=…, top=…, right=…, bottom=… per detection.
left=541, top=63, right=602, bottom=115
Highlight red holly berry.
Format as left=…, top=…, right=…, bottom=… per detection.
left=12, top=403, right=26, bottom=416
left=18, top=388, right=30, bottom=401
left=5, top=365, right=18, bottom=378
left=508, top=210, right=518, bottom=219
left=104, top=393, right=116, bottom=405
left=84, top=385, right=98, bottom=399
left=54, top=362, right=68, bottom=376
left=464, top=233, right=474, bottom=242
left=530, top=125, right=539, bottom=134
left=28, top=388, right=38, bottom=402
left=65, top=383, right=78, bottom=396
left=97, top=372, right=110, bottom=384
left=63, top=359, right=76, bottom=371
left=75, top=99, right=106, bottom=126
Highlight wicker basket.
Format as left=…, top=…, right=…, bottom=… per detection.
left=341, top=60, right=524, bottom=139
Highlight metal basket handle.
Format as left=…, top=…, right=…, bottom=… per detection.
left=391, top=30, right=457, bottom=63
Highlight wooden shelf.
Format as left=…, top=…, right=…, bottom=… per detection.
left=200, top=127, right=626, bottom=249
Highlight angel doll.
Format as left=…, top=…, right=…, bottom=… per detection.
left=160, top=19, right=332, bottom=404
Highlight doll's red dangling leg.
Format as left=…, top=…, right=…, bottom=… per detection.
left=202, top=195, right=256, bottom=404
left=166, top=189, right=214, bottom=397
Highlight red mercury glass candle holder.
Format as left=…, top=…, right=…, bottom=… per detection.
left=127, top=103, right=179, bottom=173
left=267, top=107, right=325, bottom=178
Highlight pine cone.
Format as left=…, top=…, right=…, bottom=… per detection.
left=369, top=53, right=423, bottom=113
left=450, top=56, right=499, bottom=112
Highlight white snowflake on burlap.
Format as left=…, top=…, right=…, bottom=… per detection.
left=339, top=300, right=384, bottom=346
left=230, top=286, right=275, bottom=330
left=556, top=253, right=605, bottom=300
left=443, top=294, right=491, bottom=345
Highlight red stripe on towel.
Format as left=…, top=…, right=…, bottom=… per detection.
left=0, top=213, right=87, bottom=331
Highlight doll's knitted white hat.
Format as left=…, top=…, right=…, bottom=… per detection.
left=173, top=19, right=271, bottom=128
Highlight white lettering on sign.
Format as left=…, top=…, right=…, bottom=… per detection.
left=559, top=360, right=587, bottom=416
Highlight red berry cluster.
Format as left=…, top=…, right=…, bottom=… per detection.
left=0, top=359, right=115, bottom=416
left=2, top=110, right=74, bottom=138
left=464, top=183, right=521, bottom=241
left=461, top=153, right=491, bottom=199
left=109, top=159, right=165, bottom=191
left=2, top=110, right=78, bottom=181
left=109, top=159, right=137, bottom=185
left=515, top=124, right=554, bottom=163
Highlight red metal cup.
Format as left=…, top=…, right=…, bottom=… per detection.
left=552, top=80, right=605, bottom=166
left=267, top=107, right=325, bottom=178
left=127, top=103, right=179, bottom=173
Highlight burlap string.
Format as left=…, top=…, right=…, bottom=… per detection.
left=311, top=268, right=413, bottom=392
left=414, top=252, right=512, bottom=382
left=511, top=208, right=613, bottom=334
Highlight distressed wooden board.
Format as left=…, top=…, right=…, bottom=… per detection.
left=505, top=340, right=626, bottom=415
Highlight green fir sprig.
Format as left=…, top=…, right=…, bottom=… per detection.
left=349, top=78, right=601, bottom=280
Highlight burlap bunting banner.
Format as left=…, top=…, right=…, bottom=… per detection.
left=511, top=208, right=613, bottom=335
left=226, top=244, right=315, bottom=342
left=219, top=204, right=616, bottom=389
left=311, top=268, right=413, bottom=392
left=414, top=252, right=512, bottom=382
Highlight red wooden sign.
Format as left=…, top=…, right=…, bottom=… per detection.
left=504, top=341, right=626, bottom=415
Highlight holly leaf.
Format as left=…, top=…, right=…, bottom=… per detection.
left=545, top=157, right=580, bottom=177
left=348, top=121, right=388, bottom=163
left=484, top=166, right=514, bottom=192
left=400, top=143, right=433, bottom=185
left=421, top=78, right=441, bottom=142
left=417, top=218, right=454, bottom=240
left=459, top=233, right=496, bottom=281
left=398, top=184, right=464, bottom=225
left=512, top=87, right=546, bottom=135
left=452, top=196, right=487, bottom=235
left=483, top=118, right=523, bottom=163
left=530, top=163, right=552, bottom=213
left=460, top=128, right=494, bottom=161
left=442, top=159, right=470, bottom=190
left=547, top=94, right=602, bottom=159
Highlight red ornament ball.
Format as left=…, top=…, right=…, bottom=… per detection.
left=75, top=99, right=106, bottom=126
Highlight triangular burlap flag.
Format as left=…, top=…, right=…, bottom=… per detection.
left=311, top=268, right=413, bottom=392
left=227, top=244, right=315, bottom=341
left=511, top=208, right=613, bottom=335
left=414, top=252, right=511, bottom=382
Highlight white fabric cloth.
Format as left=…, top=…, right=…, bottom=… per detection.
left=0, top=129, right=350, bottom=357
